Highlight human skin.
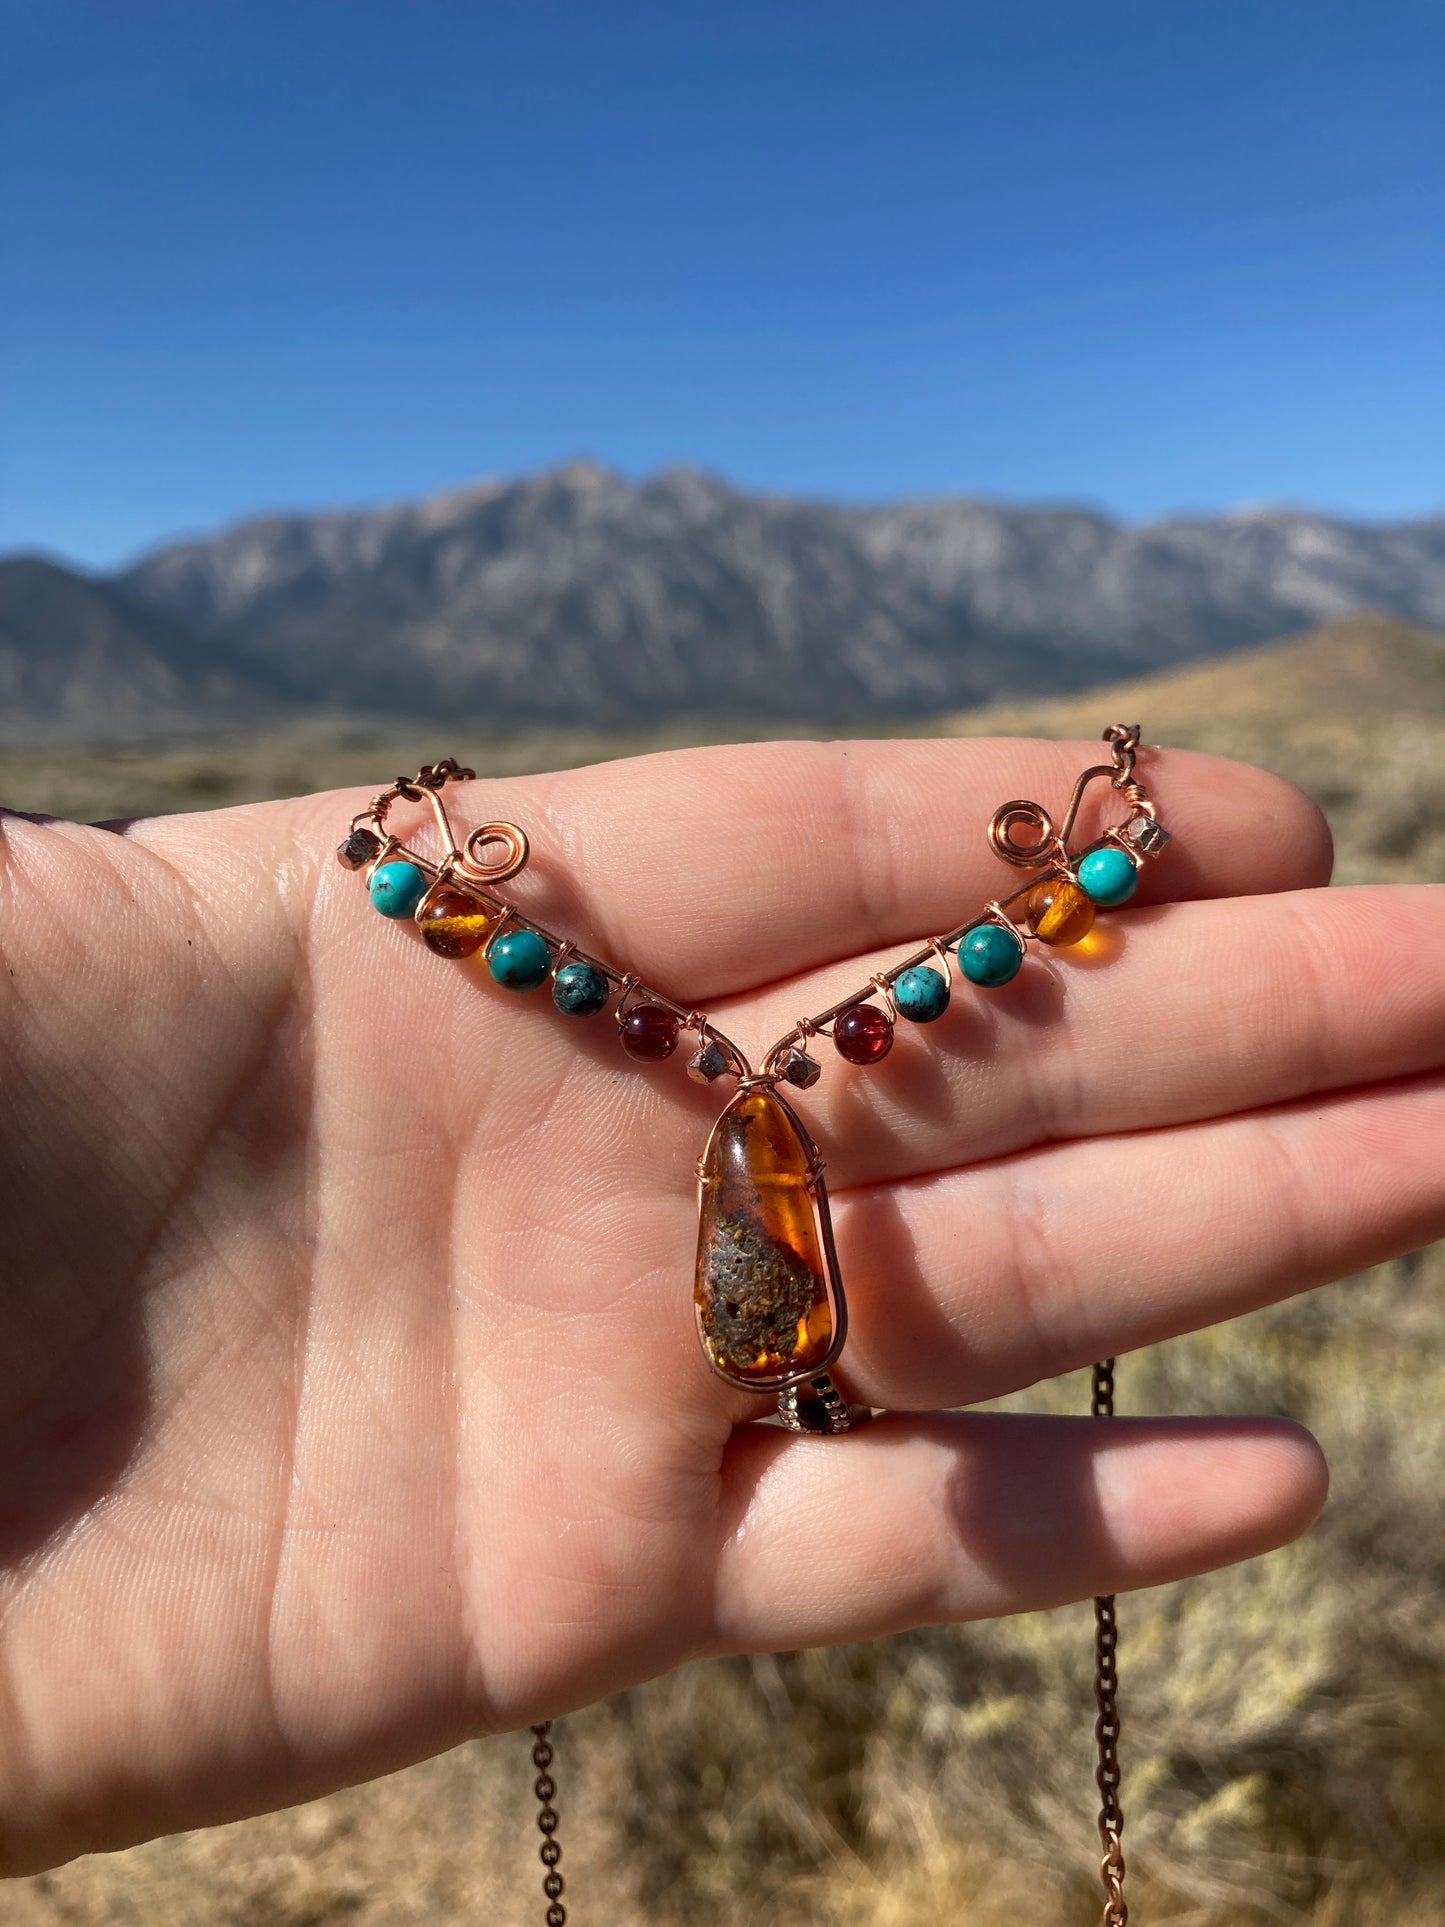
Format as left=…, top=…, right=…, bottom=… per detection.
left=0, top=736, right=1441, bottom=1875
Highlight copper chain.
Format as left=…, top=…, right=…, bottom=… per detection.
left=530, top=1722, right=566, bottom=1926
left=1091, top=1359, right=1128, bottom=1926
left=525, top=1377, right=1128, bottom=1927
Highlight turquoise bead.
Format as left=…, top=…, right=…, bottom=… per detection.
left=893, top=964, right=950, bottom=1022
left=488, top=927, right=552, bottom=990
left=368, top=860, right=428, bottom=919
left=1077, top=845, right=1139, bottom=907
left=552, top=959, right=610, bottom=1017
left=958, top=920, right=1025, bottom=987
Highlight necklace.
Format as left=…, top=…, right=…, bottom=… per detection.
left=336, top=725, right=1169, bottom=1926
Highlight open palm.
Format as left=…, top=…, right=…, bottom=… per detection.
left=1, top=735, right=1440, bottom=1875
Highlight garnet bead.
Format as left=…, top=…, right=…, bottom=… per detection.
left=833, top=1002, right=893, bottom=1065
left=620, top=1002, right=681, bottom=1061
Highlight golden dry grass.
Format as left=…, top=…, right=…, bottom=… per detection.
left=3, top=615, right=1443, bottom=1926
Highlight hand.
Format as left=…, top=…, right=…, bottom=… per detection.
left=0, top=738, right=1439, bottom=1872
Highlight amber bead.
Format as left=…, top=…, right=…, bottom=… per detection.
left=620, top=1002, right=680, bottom=1061
left=418, top=887, right=491, bottom=958
left=1025, top=877, right=1096, bottom=946
left=834, top=1002, right=893, bottom=1065
left=694, top=1089, right=839, bottom=1388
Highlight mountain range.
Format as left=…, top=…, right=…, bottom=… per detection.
left=3, top=462, right=1443, bottom=741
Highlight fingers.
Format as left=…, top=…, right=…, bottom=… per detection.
left=711, top=1413, right=1327, bottom=1650
left=540, top=738, right=1332, bottom=995
left=829, top=1072, right=1445, bottom=1410
left=735, top=883, right=1445, bottom=1187
left=161, top=736, right=1332, bottom=1000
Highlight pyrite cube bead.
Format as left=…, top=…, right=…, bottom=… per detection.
left=1122, top=813, right=1171, bottom=857
left=686, top=1041, right=730, bottom=1084
left=1025, top=878, right=1096, bottom=947
left=893, top=964, right=950, bottom=1022
left=337, top=827, right=381, bottom=869
left=779, top=1046, right=822, bottom=1089
left=369, top=860, right=428, bottom=919
left=620, top=1002, right=681, bottom=1061
left=1077, top=844, right=1139, bottom=907
left=957, top=920, right=1025, bottom=986
left=487, top=927, right=552, bottom=990
left=552, top=959, right=610, bottom=1017
left=834, top=1003, right=893, bottom=1065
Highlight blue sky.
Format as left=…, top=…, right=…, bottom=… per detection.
left=2, top=0, right=1441, bottom=568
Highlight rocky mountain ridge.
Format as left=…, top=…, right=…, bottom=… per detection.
left=4, top=461, right=1443, bottom=741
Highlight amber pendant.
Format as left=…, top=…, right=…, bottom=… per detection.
left=694, top=1086, right=846, bottom=1391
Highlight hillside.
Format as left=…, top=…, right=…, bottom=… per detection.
left=961, top=609, right=1445, bottom=732
left=0, top=557, right=274, bottom=744
left=1, top=613, right=1438, bottom=863
left=3, top=466, right=1443, bottom=738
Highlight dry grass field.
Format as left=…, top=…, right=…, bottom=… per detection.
left=3, top=615, right=1443, bottom=1926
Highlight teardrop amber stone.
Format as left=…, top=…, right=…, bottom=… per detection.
left=694, top=1089, right=841, bottom=1389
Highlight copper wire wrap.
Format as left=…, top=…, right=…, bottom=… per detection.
left=987, top=797, right=1063, bottom=869
left=459, top=820, right=531, bottom=884
left=761, top=724, right=1163, bottom=1075
left=351, top=733, right=1165, bottom=1927
left=356, top=762, right=754, bottom=1081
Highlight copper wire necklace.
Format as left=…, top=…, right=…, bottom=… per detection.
left=336, top=725, right=1169, bottom=1926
